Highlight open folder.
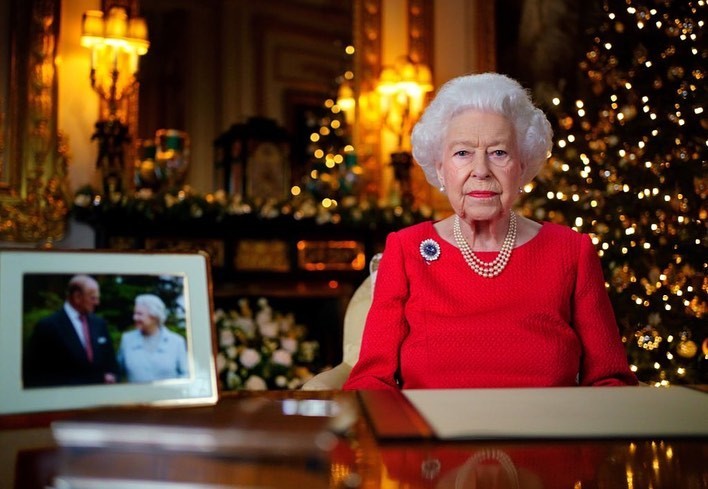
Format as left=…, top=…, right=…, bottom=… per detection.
left=358, top=386, right=708, bottom=440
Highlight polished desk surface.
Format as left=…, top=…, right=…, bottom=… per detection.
left=1, top=390, right=706, bottom=489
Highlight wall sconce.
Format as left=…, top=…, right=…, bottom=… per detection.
left=377, top=56, right=433, bottom=151
left=81, top=6, right=149, bottom=119
left=81, top=5, right=149, bottom=195
left=376, top=56, right=433, bottom=206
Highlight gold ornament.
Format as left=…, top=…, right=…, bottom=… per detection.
left=676, top=340, right=698, bottom=359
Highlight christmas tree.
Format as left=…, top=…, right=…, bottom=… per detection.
left=301, top=94, right=361, bottom=205
left=519, top=0, right=706, bottom=385
left=299, top=45, right=364, bottom=209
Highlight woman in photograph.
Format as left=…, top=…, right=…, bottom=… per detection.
left=117, top=293, right=189, bottom=383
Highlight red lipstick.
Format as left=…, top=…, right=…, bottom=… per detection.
left=467, top=191, right=497, bottom=198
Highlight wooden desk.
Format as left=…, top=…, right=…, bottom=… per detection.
left=1, top=391, right=706, bottom=489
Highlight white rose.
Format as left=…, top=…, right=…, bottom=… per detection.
left=259, top=321, right=279, bottom=338
left=239, top=348, right=261, bottom=369
left=219, top=329, right=235, bottom=348
left=272, top=349, right=292, bottom=367
left=244, top=375, right=267, bottom=390
left=213, top=309, right=226, bottom=322
left=280, top=313, right=296, bottom=332
left=275, top=375, right=288, bottom=388
left=256, top=308, right=273, bottom=326
left=280, top=337, right=298, bottom=354
left=216, top=352, right=227, bottom=373
left=235, top=317, right=255, bottom=336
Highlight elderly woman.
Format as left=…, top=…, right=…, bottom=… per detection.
left=117, top=293, right=189, bottom=383
left=343, top=73, right=637, bottom=390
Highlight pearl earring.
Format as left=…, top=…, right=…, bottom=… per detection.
left=439, top=185, right=446, bottom=193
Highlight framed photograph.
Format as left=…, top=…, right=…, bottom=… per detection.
left=0, top=250, right=218, bottom=416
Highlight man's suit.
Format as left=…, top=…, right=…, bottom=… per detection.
left=23, top=308, right=118, bottom=387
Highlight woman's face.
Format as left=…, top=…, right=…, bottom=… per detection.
left=133, top=303, right=159, bottom=334
left=436, top=109, right=524, bottom=223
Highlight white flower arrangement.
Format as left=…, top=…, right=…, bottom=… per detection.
left=215, top=298, right=321, bottom=390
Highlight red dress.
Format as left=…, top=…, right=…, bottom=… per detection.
left=343, top=221, right=638, bottom=390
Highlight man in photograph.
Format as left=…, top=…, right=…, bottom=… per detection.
left=23, top=275, right=119, bottom=388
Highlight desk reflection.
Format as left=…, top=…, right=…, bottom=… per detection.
left=347, top=438, right=707, bottom=489
left=2, top=392, right=706, bottom=489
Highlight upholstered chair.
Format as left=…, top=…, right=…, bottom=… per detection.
left=301, top=253, right=381, bottom=390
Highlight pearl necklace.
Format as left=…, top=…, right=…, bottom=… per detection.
left=453, top=212, right=517, bottom=278
left=455, top=449, right=520, bottom=489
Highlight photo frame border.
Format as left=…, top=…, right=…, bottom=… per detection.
left=0, top=249, right=218, bottom=417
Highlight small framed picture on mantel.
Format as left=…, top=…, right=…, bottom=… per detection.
left=213, top=117, right=290, bottom=201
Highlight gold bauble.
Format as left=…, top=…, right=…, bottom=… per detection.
left=676, top=340, right=698, bottom=359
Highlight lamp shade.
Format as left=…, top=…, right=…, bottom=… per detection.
left=80, top=5, right=151, bottom=119
left=129, top=17, right=149, bottom=41
left=81, top=10, right=104, bottom=47
left=415, top=64, right=433, bottom=93
left=105, top=6, right=128, bottom=39
left=377, top=67, right=399, bottom=94
left=128, top=17, right=150, bottom=55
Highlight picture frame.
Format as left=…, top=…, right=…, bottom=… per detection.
left=245, top=140, right=290, bottom=201
left=0, top=250, right=218, bottom=416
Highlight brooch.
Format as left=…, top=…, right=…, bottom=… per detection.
left=419, top=239, right=441, bottom=264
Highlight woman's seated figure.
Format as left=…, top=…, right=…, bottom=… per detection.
left=343, top=73, right=638, bottom=390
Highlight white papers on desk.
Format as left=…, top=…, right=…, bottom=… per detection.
left=403, top=386, right=708, bottom=440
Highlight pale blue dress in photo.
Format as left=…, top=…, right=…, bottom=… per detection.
left=117, top=327, right=189, bottom=383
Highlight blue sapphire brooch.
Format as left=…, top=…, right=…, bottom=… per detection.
left=419, top=239, right=441, bottom=264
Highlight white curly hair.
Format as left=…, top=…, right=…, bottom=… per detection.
left=135, top=294, right=167, bottom=327
left=411, top=72, right=553, bottom=188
